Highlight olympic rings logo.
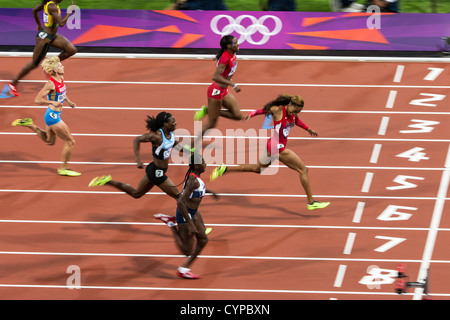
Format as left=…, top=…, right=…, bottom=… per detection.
left=210, top=14, right=283, bottom=46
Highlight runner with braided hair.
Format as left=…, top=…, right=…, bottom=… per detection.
left=89, top=112, right=185, bottom=200
left=210, top=94, right=330, bottom=211
left=155, top=153, right=217, bottom=279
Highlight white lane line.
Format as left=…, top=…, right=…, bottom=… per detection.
left=3, top=132, right=450, bottom=143
left=0, top=189, right=446, bottom=201
left=369, top=144, right=382, bottom=164
left=0, top=283, right=411, bottom=296
left=0, top=219, right=438, bottom=231
left=334, top=265, right=347, bottom=287
left=3, top=105, right=450, bottom=115
left=0, top=250, right=431, bottom=263
left=0, top=160, right=446, bottom=171
left=352, top=202, right=366, bottom=223
left=361, top=172, right=374, bottom=193
left=413, top=143, right=450, bottom=300
left=385, top=90, right=397, bottom=109
left=343, top=233, right=357, bottom=255
left=3, top=51, right=450, bottom=63
left=1, top=79, right=449, bottom=89
left=393, top=65, right=405, bottom=83
left=378, top=117, right=390, bottom=135
left=2, top=51, right=450, bottom=63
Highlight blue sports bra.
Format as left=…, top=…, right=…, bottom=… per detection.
left=152, top=129, right=175, bottom=160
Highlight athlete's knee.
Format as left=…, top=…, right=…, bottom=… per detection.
left=298, top=166, right=309, bottom=176
left=30, top=60, right=41, bottom=68
left=198, top=237, right=208, bottom=248
left=67, top=46, right=77, bottom=57
left=65, top=139, right=75, bottom=148
left=180, top=245, right=192, bottom=256
left=130, top=191, right=145, bottom=199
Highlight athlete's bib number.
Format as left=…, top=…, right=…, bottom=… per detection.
left=49, top=112, right=58, bottom=119
left=58, top=93, right=66, bottom=102
left=163, top=149, right=171, bottom=159
left=212, top=89, right=221, bottom=96
left=38, top=31, right=47, bottom=39
left=155, top=170, right=164, bottom=178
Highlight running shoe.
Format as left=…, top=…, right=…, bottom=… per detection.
left=177, top=268, right=201, bottom=280
left=205, top=227, right=212, bottom=235
left=183, top=144, right=195, bottom=154
left=7, top=82, right=20, bottom=96
left=154, top=213, right=176, bottom=227
left=193, top=105, right=208, bottom=121
left=88, top=175, right=111, bottom=187
left=307, top=201, right=330, bottom=211
left=210, top=164, right=227, bottom=181
left=57, top=168, right=82, bottom=177
left=12, top=118, right=33, bottom=127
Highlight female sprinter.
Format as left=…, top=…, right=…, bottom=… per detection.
left=193, top=35, right=245, bottom=145
left=154, top=153, right=217, bottom=279
left=7, top=0, right=77, bottom=96
left=210, top=94, right=330, bottom=211
left=11, top=56, right=80, bottom=177
left=89, top=112, right=184, bottom=200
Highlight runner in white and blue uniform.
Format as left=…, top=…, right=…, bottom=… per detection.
left=154, top=153, right=219, bottom=279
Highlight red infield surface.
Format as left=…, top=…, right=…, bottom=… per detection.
left=0, top=55, right=449, bottom=300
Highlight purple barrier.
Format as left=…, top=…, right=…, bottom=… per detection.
left=0, top=8, right=449, bottom=51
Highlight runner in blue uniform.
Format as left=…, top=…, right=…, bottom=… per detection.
left=89, top=112, right=184, bottom=200
left=155, top=153, right=217, bottom=279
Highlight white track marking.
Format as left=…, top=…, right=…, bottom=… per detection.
left=413, top=143, right=450, bottom=300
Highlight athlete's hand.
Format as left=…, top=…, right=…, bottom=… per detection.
left=68, top=101, right=77, bottom=108
left=136, top=161, right=144, bottom=169
left=308, top=128, right=318, bottom=137
left=242, top=114, right=251, bottom=121
left=188, top=221, right=198, bottom=235
left=233, top=85, right=241, bottom=93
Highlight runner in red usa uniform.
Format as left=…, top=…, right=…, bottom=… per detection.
left=210, top=94, right=330, bottom=211
left=193, top=35, right=245, bottom=146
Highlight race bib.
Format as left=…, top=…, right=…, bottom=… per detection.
left=38, top=31, right=47, bottom=39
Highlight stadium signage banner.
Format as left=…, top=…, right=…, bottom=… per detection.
left=0, top=9, right=448, bottom=51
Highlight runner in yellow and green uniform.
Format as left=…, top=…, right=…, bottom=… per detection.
left=7, top=0, right=77, bottom=97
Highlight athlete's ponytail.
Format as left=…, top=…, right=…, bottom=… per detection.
left=180, top=153, right=204, bottom=188
left=263, top=94, right=304, bottom=113
left=145, top=112, right=172, bottom=132
left=215, top=35, right=235, bottom=60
